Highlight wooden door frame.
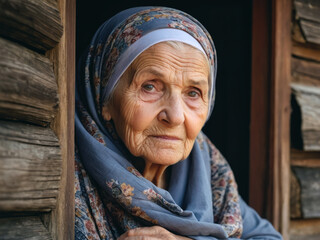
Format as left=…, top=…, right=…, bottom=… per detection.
left=48, top=0, right=75, bottom=239
left=48, top=0, right=293, bottom=238
left=249, top=0, right=291, bottom=239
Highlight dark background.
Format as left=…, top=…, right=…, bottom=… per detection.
left=77, top=0, right=252, bottom=202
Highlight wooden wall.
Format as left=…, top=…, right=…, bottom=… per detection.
left=0, top=0, right=75, bottom=239
left=289, top=0, right=320, bottom=239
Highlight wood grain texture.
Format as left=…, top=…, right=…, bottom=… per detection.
left=292, top=72, right=320, bottom=87
left=0, top=0, right=63, bottom=52
left=290, top=234, right=320, bottom=240
left=291, top=57, right=320, bottom=152
left=291, top=83, right=320, bottom=151
left=292, top=42, right=320, bottom=62
left=269, top=0, right=292, bottom=237
left=300, top=19, right=320, bottom=45
left=0, top=37, right=59, bottom=126
left=291, top=149, right=320, bottom=167
left=47, top=0, right=75, bottom=239
left=0, top=120, right=61, bottom=212
left=0, top=216, right=52, bottom=239
left=292, top=167, right=320, bottom=218
left=294, top=0, right=320, bottom=23
left=292, top=57, right=320, bottom=81
left=294, top=0, right=320, bottom=45
left=290, top=219, right=320, bottom=236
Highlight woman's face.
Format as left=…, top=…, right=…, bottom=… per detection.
left=103, top=42, right=209, bottom=166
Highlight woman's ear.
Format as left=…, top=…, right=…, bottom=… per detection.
left=102, top=105, right=112, bottom=121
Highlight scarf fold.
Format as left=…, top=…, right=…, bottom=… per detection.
left=75, top=6, right=242, bottom=239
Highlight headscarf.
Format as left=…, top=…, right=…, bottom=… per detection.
left=75, top=6, right=242, bottom=239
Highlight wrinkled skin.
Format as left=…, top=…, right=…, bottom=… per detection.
left=103, top=42, right=209, bottom=187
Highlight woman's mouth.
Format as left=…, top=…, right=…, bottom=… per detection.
left=151, top=135, right=181, bottom=141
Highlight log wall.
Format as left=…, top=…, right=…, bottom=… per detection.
left=290, top=0, right=320, bottom=239
left=0, top=38, right=58, bottom=125
left=0, top=0, right=74, bottom=239
left=0, top=121, right=61, bottom=212
left=0, top=0, right=63, bottom=52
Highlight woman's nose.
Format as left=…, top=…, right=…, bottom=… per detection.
left=158, top=93, right=185, bottom=126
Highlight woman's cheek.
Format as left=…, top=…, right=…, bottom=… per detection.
left=118, top=98, right=156, bottom=149
left=126, top=102, right=158, bottom=131
left=185, top=109, right=207, bottom=138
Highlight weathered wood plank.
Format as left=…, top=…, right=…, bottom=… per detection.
left=294, top=0, right=320, bottom=24
left=291, top=149, right=320, bottom=167
left=294, top=0, right=320, bottom=45
left=290, top=219, right=320, bottom=236
left=292, top=41, right=320, bottom=62
left=290, top=235, right=320, bottom=240
left=292, top=72, right=320, bottom=87
left=292, top=167, right=320, bottom=218
left=0, top=216, right=52, bottom=239
left=0, top=0, right=63, bottom=52
left=47, top=0, right=75, bottom=238
left=269, top=0, right=292, bottom=236
left=291, top=56, right=320, bottom=89
left=0, top=38, right=59, bottom=126
left=292, top=57, right=320, bottom=80
left=291, top=83, right=320, bottom=151
left=300, top=19, right=320, bottom=45
left=0, top=120, right=62, bottom=212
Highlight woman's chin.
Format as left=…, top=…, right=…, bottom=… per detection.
left=143, top=150, right=185, bottom=166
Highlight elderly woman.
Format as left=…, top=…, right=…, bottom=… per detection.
left=75, top=6, right=282, bottom=240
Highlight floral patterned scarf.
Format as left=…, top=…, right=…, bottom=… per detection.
left=75, top=6, right=242, bottom=239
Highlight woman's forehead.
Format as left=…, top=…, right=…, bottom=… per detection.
left=131, top=42, right=210, bottom=75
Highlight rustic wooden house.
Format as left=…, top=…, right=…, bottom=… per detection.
left=0, top=0, right=319, bottom=239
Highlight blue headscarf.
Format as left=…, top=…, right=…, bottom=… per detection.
left=75, top=6, right=242, bottom=239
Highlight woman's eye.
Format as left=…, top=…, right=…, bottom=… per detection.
left=139, top=81, right=163, bottom=102
left=188, top=90, right=200, bottom=98
left=142, top=84, right=155, bottom=92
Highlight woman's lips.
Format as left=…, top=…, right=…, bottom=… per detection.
left=151, top=135, right=181, bottom=141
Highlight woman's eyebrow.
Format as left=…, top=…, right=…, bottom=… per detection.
left=187, top=79, right=208, bottom=87
left=144, top=68, right=165, bottom=78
